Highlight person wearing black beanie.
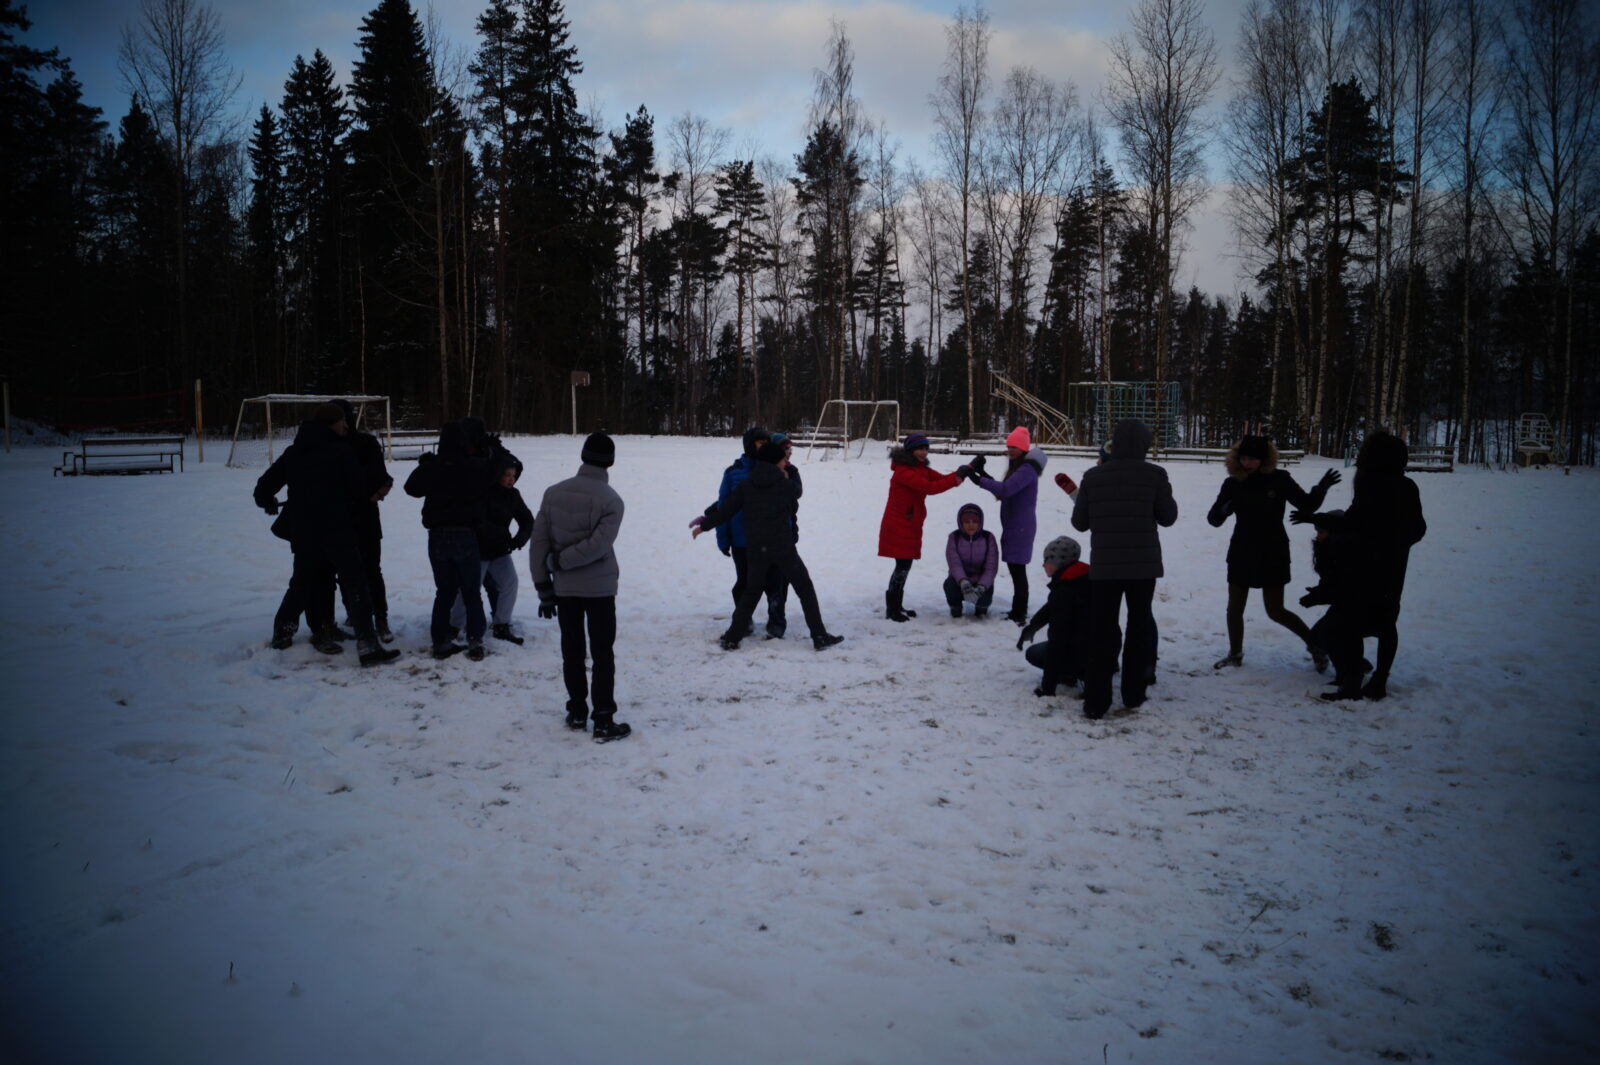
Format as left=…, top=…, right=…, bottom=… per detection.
left=710, top=426, right=787, bottom=639
left=529, top=432, right=630, bottom=741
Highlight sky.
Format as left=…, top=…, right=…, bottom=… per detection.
left=25, top=0, right=1252, bottom=295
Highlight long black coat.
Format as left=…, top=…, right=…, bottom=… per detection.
left=347, top=429, right=392, bottom=542
left=699, top=460, right=800, bottom=548
left=1207, top=462, right=1327, bottom=587
left=1070, top=419, right=1178, bottom=580
left=403, top=420, right=493, bottom=530
left=253, top=421, right=367, bottom=549
left=1317, top=472, right=1426, bottom=625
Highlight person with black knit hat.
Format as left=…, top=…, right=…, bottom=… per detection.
left=530, top=431, right=631, bottom=741
left=1206, top=433, right=1340, bottom=672
left=691, top=440, right=843, bottom=652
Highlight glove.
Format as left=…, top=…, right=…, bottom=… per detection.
left=1054, top=472, right=1076, bottom=495
left=545, top=550, right=562, bottom=573
left=262, top=499, right=279, bottom=516
left=1318, top=468, right=1342, bottom=489
left=688, top=515, right=704, bottom=530
left=956, top=465, right=972, bottom=480
left=959, top=579, right=973, bottom=596
left=719, top=545, right=731, bottom=557
left=1289, top=509, right=1314, bottom=526
left=969, top=455, right=987, bottom=476
left=509, top=533, right=530, bottom=552
left=538, top=602, right=557, bottom=619
left=1016, top=625, right=1039, bottom=651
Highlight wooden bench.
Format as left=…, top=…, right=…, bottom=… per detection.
left=386, top=429, right=439, bottom=460
left=55, top=435, right=185, bottom=476
left=794, top=425, right=849, bottom=451
left=1406, top=445, right=1455, bottom=473
left=901, top=429, right=963, bottom=454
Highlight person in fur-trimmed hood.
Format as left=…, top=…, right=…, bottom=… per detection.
left=968, top=425, right=1048, bottom=624
left=1205, top=433, right=1339, bottom=672
left=877, top=433, right=975, bottom=622
left=943, top=502, right=999, bottom=617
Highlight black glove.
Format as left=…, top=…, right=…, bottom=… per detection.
left=1318, top=468, right=1341, bottom=489
left=1289, top=509, right=1314, bottom=526
left=509, top=533, right=530, bottom=552
left=956, top=465, right=972, bottom=480
left=969, top=455, right=987, bottom=476
left=262, top=499, right=279, bottom=516
left=720, top=545, right=731, bottom=557
left=545, top=551, right=562, bottom=573
left=538, top=602, right=557, bottom=619
left=1017, top=625, right=1038, bottom=651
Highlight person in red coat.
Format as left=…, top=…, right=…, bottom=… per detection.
left=878, top=432, right=973, bottom=621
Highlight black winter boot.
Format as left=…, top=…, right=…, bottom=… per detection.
left=1213, top=650, right=1243, bottom=669
left=270, top=628, right=294, bottom=650
left=466, top=641, right=486, bottom=661
left=885, top=589, right=915, bottom=623
left=591, top=714, right=631, bottom=743
left=311, top=628, right=344, bottom=655
left=359, top=640, right=400, bottom=667
left=812, top=632, right=844, bottom=651
left=375, top=618, right=395, bottom=643
left=565, top=701, right=589, bottom=731
left=492, top=623, right=524, bottom=645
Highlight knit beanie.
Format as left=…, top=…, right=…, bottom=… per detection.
left=1042, top=535, right=1081, bottom=569
left=1006, top=426, right=1031, bottom=451
left=903, top=432, right=931, bottom=452
left=1238, top=434, right=1271, bottom=461
left=581, top=431, right=615, bottom=468
left=742, top=426, right=771, bottom=457
left=755, top=440, right=786, bottom=464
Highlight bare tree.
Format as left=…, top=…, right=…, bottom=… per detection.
left=1106, top=0, right=1219, bottom=406
left=808, top=19, right=867, bottom=403
left=759, top=155, right=799, bottom=420
left=932, top=3, right=991, bottom=435
left=118, top=0, right=241, bottom=379
left=904, top=161, right=950, bottom=427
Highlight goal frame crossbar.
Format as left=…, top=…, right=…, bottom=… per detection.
left=807, top=399, right=901, bottom=460
left=226, top=394, right=393, bottom=466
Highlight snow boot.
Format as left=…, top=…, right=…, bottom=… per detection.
left=270, top=628, right=294, bottom=650
left=765, top=605, right=786, bottom=640
left=1361, top=673, right=1389, bottom=700
left=1309, top=644, right=1329, bottom=673
left=884, top=590, right=916, bottom=623
left=592, top=714, right=632, bottom=743
left=950, top=605, right=964, bottom=618
left=812, top=632, right=844, bottom=651
left=311, top=628, right=344, bottom=655
left=1213, top=651, right=1243, bottom=669
left=492, top=623, right=524, bottom=645
left=359, top=641, right=400, bottom=667
left=327, top=624, right=356, bottom=641
left=466, top=641, right=486, bottom=662
left=565, top=701, right=589, bottom=731
left=432, top=643, right=464, bottom=660
left=376, top=618, right=395, bottom=644
left=1319, top=683, right=1363, bottom=701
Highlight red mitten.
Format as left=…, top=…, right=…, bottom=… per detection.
left=1055, top=472, right=1077, bottom=495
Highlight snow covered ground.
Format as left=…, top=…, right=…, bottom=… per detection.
left=1, top=434, right=1596, bottom=1064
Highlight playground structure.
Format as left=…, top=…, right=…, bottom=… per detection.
left=800, top=399, right=900, bottom=460
left=1514, top=412, right=1562, bottom=467
left=1065, top=381, right=1183, bottom=451
left=989, top=372, right=1078, bottom=446
left=226, top=394, right=393, bottom=466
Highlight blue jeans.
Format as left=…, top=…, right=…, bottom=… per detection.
left=429, top=529, right=484, bottom=645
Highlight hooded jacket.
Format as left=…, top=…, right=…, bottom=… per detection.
left=529, top=463, right=624, bottom=598
left=945, top=503, right=1000, bottom=586
left=403, top=419, right=494, bottom=530
left=1024, top=560, right=1092, bottom=693
left=1069, top=419, right=1179, bottom=580
left=1310, top=434, right=1426, bottom=623
left=1205, top=440, right=1330, bottom=587
left=974, top=447, right=1048, bottom=564
left=699, top=458, right=801, bottom=548
left=878, top=447, right=964, bottom=559
left=253, top=420, right=368, bottom=549
left=480, top=456, right=534, bottom=560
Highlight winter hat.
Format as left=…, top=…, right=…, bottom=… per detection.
left=310, top=402, right=345, bottom=427
left=1006, top=426, right=1032, bottom=451
left=1356, top=431, right=1408, bottom=474
left=771, top=431, right=791, bottom=449
left=580, top=431, right=615, bottom=468
left=1042, top=535, right=1081, bottom=569
left=1238, top=434, right=1271, bottom=461
left=742, top=425, right=771, bottom=456
left=903, top=432, right=931, bottom=452
left=957, top=502, right=984, bottom=527
left=755, top=440, right=786, bottom=464
left=330, top=398, right=357, bottom=426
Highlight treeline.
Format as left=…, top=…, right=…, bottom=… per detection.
left=1, top=0, right=1597, bottom=461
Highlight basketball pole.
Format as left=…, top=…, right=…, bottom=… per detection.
left=194, top=379, right=205, bottom=462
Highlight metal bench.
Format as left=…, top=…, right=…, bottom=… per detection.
left=386, top=429, right=439, bottom=460
left=55, top=435, right=185, bottom=476
left=1405, top=446, right=1454, bottom=473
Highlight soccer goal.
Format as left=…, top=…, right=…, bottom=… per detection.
left=225, top=393, right=393, bottom=467
left=802, top=399, right=901, bottom=461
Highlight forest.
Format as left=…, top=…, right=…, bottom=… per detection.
left=1, top=0, right=1596, bottom=462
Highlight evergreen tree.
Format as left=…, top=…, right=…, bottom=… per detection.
left=281, top=51, right=349, bottom=387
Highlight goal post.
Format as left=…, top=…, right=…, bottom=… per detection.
left=807, top=399, right=901, bottom=461
left=226, top=393, right=393, bottom=467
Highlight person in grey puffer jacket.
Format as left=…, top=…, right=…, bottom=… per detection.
left=530, top=432, right=629, bottom=742
left=1070, top=419, right=1178, bottom=719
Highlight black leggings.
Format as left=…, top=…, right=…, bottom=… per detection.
left=887, top=558, right=913, bottom=594
left=1007, top=562, right=1029, bottom=617
left=1226, top=583, right=1314, bottom=654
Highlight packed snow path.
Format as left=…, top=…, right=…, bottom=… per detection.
left=1, top=436, right=1595, bottom=1064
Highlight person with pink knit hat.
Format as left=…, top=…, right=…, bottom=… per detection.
left=967, top=425, right=1048, bottom=625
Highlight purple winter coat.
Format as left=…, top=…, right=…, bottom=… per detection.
left=975, top=447, right=1048, bottom=565
left=946, top=502, right=1000, bottom=586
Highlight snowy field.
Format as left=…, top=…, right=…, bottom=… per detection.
left=1, top=433, right=1596, bottom=1065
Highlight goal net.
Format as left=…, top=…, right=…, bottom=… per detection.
left=225, top=394, right=393, bottom=467
left=804, top=399, right=901, bottom=461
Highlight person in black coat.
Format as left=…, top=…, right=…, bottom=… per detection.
left=1206, top=434, right=1339, bottom=671
left=328, top=399, right=395, bottom=642
left=1292, top=432, right=1426, bottom=700
left=450, top=453, right=534, bottom=643
left=404, top=418, right=496, bottom=659
left=691, top=440, right=843, bottom=652
left=253, top=403, right=398, bottom=666
left=1016, top=536, right=1092, bottom=696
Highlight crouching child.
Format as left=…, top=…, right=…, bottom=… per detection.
left=1016, top=536, right=1091, bottom=697
left=944, top=503, right=999, bottom=617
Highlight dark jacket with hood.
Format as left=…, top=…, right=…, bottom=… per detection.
left=945, top=502, right=999, bottom=586
left=1070, top=419, right=1179, bottom=580
left=1206, top=440, right=1329, bottom=587
left=403, top=419, right=494, bottom=530
left=480, top=455, right=534, bottom=560
left=1306, top=433, right=1426, bottom=624
left=253, top=420, right=367, bottom=549
left=1024, top=560, right=1092, bottom=692
left=700, top=456, right=801, bottom=549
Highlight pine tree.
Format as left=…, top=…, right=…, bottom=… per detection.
left=281, top=51, right=349, bottom=386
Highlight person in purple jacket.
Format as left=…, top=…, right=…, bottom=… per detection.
left=967, top=426, right=1049, bottom=625
left=943, top=503, right=999, bottom=618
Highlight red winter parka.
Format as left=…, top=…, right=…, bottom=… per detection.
left=877, top=448, right=964, bottom=559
